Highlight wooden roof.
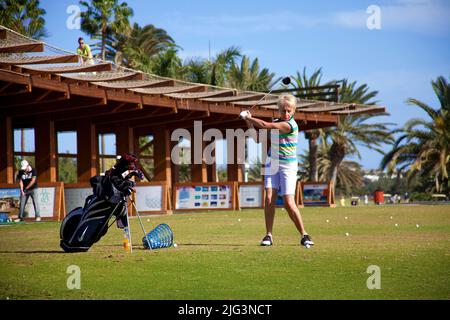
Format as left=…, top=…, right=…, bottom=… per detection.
left=0, top=26, right=386, bottom=131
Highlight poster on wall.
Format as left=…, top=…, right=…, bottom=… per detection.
left=239, top=184, right=263, bottom=208
left=23, top=187, right=56, bottom=217
left=175, top=184, right=232, bottom=210
left=0, top=188, right=20, bottom=215
left=302, top=183, right=329, bottom=206
left=65, top=188, right=92, bottom=213
left=134, top=185, right=163, bottom=212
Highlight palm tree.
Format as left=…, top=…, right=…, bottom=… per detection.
left=228, top=55, right=275, bottom=91
left=0, top=0, right=48, bottom=39
left=80, top=0, right=133, bottom=61
left=337, top=79, right=380, bottom=104
left=183, top=57, right=210, bottom=84
left=148, top=47, right=184, bottom=78
left=209, top=46, right=241, bottom=87
left=298, top=141, right=364, bottom=195
left=323, top=80, right=393, bottom=190
left=381, top=76, right=450, bottom=193
left=180, top=46, right=241, bottom=86
left=116, top=22, right=176, bottom=67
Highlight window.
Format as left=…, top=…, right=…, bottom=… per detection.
left=57, top=131, right=77, bottom=183
left=98, top=133, right=117, bottom=174
left=174, top=137, right=191, bottom=182
left=137, top=135, right=154, bottom=181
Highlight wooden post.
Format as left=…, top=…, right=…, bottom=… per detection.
left=191, top=134, right=208, bottom=182
left=227, top=139, right=243, bottom=182
left=153, top=127, right=173, bottom=212
left=77, top=120, right=97, bottom=182
left=206, top=140, right=217, bottom=182
left=0, top=115, right=13, bottom=183
left=115, top=122, right=134, bottom=155
left=153, top=127, right=172, bottom=182
left=171, top=138, right=180, bottom=185
left=35, top=117, right=57, bottom=182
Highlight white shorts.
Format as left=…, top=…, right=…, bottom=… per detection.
left=264, top=169, right=297, bottom=196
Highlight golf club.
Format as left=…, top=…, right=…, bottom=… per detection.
left=239, top=76, right=292, bottom=119
left=128, top=192, right=152, bottom=250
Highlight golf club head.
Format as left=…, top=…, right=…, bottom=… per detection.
left=282, top=77, right=291, bottom=86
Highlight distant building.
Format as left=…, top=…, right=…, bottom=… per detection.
left=364, top=174, right=380, bottom=182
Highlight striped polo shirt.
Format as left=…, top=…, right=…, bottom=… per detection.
left=270, top=116, right=298, bottom=169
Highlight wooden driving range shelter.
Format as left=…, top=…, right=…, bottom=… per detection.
left=0, top=26, right=386, bottom=217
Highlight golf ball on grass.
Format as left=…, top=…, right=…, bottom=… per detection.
left=345, top=232, right=350, bottom=236
left=173, top=243, right=178, bottom=248
left=416, top=224, right=420, bottom=228
left=326, top=219, right=329, bottom=223
left=345, top=216, right=348, bottom=220
left=395, top=223, right=399, bottom=227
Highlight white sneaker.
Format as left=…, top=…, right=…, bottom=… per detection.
left=260, top=234, right=273, bottom=246
left=301, top=234, right=314, bottom=248
left=14, top=218, right=22, bottom=223
left=35, top=217, right=41, bottom=222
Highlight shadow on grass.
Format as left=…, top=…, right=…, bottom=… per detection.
left=0, top=250, right=66, bottom=254
left=180, top=243, right=249, bottom=247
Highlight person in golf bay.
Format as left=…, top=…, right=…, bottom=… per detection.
left=15, top=160, right=40, bottom=222
left=240, top=94, right=314, bottom=248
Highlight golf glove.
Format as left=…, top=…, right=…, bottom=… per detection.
left=239, top=110, right=250, bottom=120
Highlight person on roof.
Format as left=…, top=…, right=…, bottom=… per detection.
left=76, top=37, right=94, bottom=65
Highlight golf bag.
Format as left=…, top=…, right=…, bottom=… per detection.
left=60, top=153, right=142, bottom=253
left=60, top=176, right=131, bottom=252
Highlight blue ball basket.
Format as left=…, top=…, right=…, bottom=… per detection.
left=142, top=223, right=174, bottom=250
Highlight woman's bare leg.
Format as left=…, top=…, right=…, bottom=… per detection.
left=283, top=194, right=306, bottom=235
left=264, top=188, right=278, bottom=235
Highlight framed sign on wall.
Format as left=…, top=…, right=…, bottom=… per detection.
left=64, top=183, right=92, bottom=214
left=238, top=183, right=264, bottom=208
left=133, top=182, right=168, bottom=214
left=300, top=182, right=335, bottom=207
left=174, top=182, right=236, bottom=211
left=0, top=183, right=64, bottom=221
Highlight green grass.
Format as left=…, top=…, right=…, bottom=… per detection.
left=0, top=205, right=449, bottom=300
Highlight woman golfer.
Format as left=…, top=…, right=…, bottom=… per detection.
left=240, top=94, right=314, bottom=248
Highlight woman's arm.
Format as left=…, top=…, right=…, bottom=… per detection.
left=245, top=116, right=291, bottom=134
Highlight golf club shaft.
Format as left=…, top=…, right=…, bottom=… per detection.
left=130, top=197, right=152, bottom=250
left=247, top=76, right=291, bottom=111
left=248, top=88, right=276, bottom=111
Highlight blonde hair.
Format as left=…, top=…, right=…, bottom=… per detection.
left=277, top=94, right=297, bottom=112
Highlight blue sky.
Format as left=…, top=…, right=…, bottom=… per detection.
left=36, top=0, right=450, bottom=169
